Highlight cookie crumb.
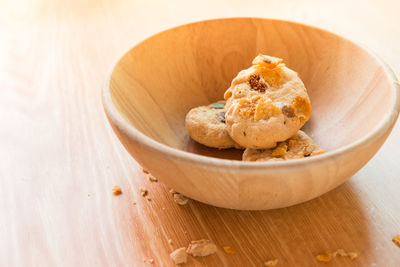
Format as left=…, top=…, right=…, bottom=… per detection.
left=332, top=249, right=346, bottom=257
left=322, top=249, right=358, bottom=262
left=392, top=235, right=400, bottom=248
left=223, top=246, right=235, bottom=255
left=132, top=201, right=136, bottom=205
left=112, top=185, right=122, bottom=195
left=316, top=253, right=332, bottom=262
left=173, top=193, right=189, bottom=205
left=170, top=247, right=187, bottom=264
left=264, top=259, right=278, bottom=266
left=169, top=188, right=176, bottom=194
left=168, top=239, right=173, bottom=245
left=88, top=193, right=91, bottom=197
left=142, top=168, right=149, bottom=174
left=148, top=174, right=158, bottom=182
left=347, top=252, right=358, bottom=260
left=140, top=188, right=148, bottom=197
left=146, top=196, right=152, bottom=201
left=148, top=258, right=154, bottom=264
left=187, top=239, right=217, bottom=257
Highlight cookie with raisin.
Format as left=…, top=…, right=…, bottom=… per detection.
left=224, top=54, right=312, bottom=149
left=185, top=101, right=242, bottom=149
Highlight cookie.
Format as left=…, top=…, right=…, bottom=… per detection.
left=224, top=54, right=312, bottom=149
left=185, top=101, right=242, bottom=149
left=242, top=130, right=325, bottom=162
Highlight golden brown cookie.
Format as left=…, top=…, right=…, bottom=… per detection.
left=185, top=101, right=242, bottom=149
left=242, top=130, right=324, bottom=162
left=224, top=54, right=312, bottom=149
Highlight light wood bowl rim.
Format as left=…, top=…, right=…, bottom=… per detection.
left=102, top=17, right=400, bottom=170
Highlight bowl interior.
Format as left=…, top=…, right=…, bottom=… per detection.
left=108, top=18, right=394, bottom=158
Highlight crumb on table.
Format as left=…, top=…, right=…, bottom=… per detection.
left=332, top=249, right=346, bottom=257
left=392, top=235, right=400, bottom=248
left=148, top=174, right=158, bottom=182
left=169, top=188, right=176, bottom=194
left=316, top=253, right=332, bottom=262
left=173, top=193, right=189, bottom=205
left=140, top=188, right=148, bottom=197
left=223, top=246, right=235, bottom=255
left=264, top=259, right=278, bottom=266
left=170, top=247, right=187, bottom=264
left=112, top=185, right=122, bottom=195
left=317, top=249, right=358, bottom=262
left=347, top=252, right=358, bottom=260
left=186, top=239, right=217, bottom=257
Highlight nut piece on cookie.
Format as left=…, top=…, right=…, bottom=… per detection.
left=186, top=239, right=217, bottom=257
left=185, top=101, right=242, bottom=149
left=224, top=54, right=312, bottom=149
left=170, top=247, right=187, bottom=264
left=243, top=130, right=324, bottom=162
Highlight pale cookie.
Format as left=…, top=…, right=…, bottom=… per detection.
left=242, top=130, right=325, bottom=162
left=185, top=101, right=242, bottom=149
left=224, top=54, right=312, bottom=149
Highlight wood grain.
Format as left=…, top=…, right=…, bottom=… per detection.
left=1, top=0, right=400, bottom=266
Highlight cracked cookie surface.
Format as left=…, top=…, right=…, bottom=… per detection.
left=224, top=55, right=312, bottom=149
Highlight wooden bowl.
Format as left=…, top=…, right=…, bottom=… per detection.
left=102, top=18, right=400, bottom=210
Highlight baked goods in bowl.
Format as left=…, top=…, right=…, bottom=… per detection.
left=185, top=54, right=321, bottom=162
left=242, top=130, right=325, bottom=162
left=224, top=55, right=311, bottom=149
left=102, top=18, right=400, bottom=210
left=185, top=101, right=242, bottom=149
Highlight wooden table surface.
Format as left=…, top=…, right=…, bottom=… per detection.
left=1, top=0, right=400, bottom=266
